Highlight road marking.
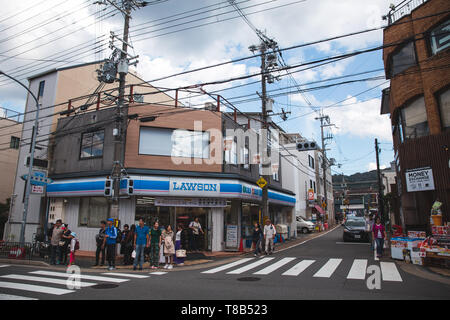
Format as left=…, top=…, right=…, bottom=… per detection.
left=227, top=258, right=274, bottom=274
left=101, top=273, right=149, bottom=279
left=202, top=258, right=255, bottom=274
left=282, top=260, right=315, bottom=276
left=313, top=258, right=342, bottom=278
left=380, top=262, right=402, bottom=282
left=0, top=281, right=75, bottom=295
left=374, top=240, right=379, bottom=261
left=254, top=257, right=297, bottom=275
left=149, top=272, right=167, bottom=275
left=0, top=265, right=10, bottom=268
left=30, top=271, right=128, bottom=283
left=335, top=242, right=370, bottom=245
left=0, top=294, right=38, bottom=300
left=0, top=274, right=96, bottom=287
left=346, top=259, right=368, bottom=280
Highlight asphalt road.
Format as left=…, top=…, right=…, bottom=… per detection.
left=1, top=226, right=449, bottom=301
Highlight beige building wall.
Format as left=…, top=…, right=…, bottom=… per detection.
left=0, top=118, right=22, bottom=203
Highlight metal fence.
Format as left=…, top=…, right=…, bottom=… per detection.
left=0, top=241, right=33, bottom=260
left=387, top=0, right=429, bottom=25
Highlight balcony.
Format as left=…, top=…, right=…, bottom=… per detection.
left=384, top=0, right=428, bottom=25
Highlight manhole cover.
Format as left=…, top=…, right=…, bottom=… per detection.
left=91, top=283, right=119, bottom=289
left=237, top=277, right=261, bottom=282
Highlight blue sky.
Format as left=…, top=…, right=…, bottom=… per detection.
left=0, top=0, right=396, bottom=175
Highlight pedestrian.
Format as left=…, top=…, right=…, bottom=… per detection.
left=60, top=224, right=72, bottom=265
left=372, top=217, right=386, bottom=259
left=120, top=224, right=132, bottom=265
left=263, top=219, right=276, bottom=255
left=162, top=225, right=175, bottom=269
left=189, top=217, right=204, bottom=252
left=104, top=218, right=118, bottom=271
left=68, top=232, right=79, bottom=267
left=94, top=221, right=106, bottom=266
left=124, top=224, right=136, bottom=266
left=49, top=219, right=64, bottom=265
left=252, top=223, right=264, bottom=257
left=133, top=219, right=149, bottom=271
left=174, top=224, right=186, bottom=266
left=149, top=221, right=162, bottom=269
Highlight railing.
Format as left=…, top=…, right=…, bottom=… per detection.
left=386, top=0, right=429, bottom=25
left=0, top=241, right=33, bottom=260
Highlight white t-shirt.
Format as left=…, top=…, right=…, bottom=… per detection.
left=264, top=224, right=276, bottom=238
left=189, top=221, right=201, bottom=235
left=176, top=230, right=181, bottom=241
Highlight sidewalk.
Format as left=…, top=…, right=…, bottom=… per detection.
left=0, top=225, right=339, bottom=272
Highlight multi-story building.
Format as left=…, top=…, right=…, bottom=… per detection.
left=380, top=0, right=450, bottom=231
left=4, top=61, right=176, bottom=242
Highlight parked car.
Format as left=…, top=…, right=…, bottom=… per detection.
left=343, top=218, right=370, bottom=242
left=296, top=216, right=315, bottom=234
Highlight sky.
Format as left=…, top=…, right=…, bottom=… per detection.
left=0, top=0, right=397, bottom=175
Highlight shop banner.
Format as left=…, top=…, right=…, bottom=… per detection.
left=169, top=177, right=220, bottom=197
left=405, top=167, right=435, bottom=192
left=155, top=197, right=226, bottom=207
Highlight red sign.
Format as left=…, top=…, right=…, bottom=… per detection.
left=8, top=247, right=26, bottom=259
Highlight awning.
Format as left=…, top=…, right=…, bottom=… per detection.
left=314, top=204, right=325, bottom=215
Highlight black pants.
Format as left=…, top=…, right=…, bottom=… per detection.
left=106, top=244, right=116, bottom=267
left=193, top=234, right=202, bottom=251
left=96, top=245, right=105, bottom=265
left=123, top=244, right=133, bottom=265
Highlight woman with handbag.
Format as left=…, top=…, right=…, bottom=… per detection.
left=174, top=224, right=186, bottom=266
left=162, top=225, right=175, bottom=269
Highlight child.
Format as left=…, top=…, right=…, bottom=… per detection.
left=68, top=232, right=79, bottom=266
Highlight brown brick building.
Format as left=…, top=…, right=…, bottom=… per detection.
left=380, top=0, right=450, bottom=231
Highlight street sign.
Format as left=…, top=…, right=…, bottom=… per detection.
left=308, top=189, right=314, bottom=201
left=256, top=177, right=267, bottom=189
left=21, top=171, right=53, bottom=186
left=322, top=202, right=327, bottom=208
left=405, top=167, right=435, bottom=192
left=31, top=185, right=44, bottom=194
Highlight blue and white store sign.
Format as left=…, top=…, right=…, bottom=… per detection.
left=47, top=175, right=296, bottom=206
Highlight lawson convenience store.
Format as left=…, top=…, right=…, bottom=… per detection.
left=46, top=175, right=296, bottom=252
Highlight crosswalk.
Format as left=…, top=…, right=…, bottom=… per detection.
left=202, top=257, right=403, bottom=282
left=0, top=268, right=167, bottom=300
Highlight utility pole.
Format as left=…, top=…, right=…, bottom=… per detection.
left=315, top=113, right=333, bottom=222
left=375, top=138, right=385, bottom=223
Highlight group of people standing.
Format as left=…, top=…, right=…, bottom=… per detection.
left=252, top=219, right=277, bottom=256
left=94, top=217, right=203, bottom=271
left=48, top=219, right=79, bottom=266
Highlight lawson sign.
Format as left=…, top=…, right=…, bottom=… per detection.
left=170, top=178, right=219, bottom=196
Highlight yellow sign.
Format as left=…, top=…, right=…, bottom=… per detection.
left=322, top=202, right=327, bottom=208
left=256, top=177, right=268, bottom=189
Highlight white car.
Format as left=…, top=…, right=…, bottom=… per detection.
left=296, top=216, right=315, bottom=234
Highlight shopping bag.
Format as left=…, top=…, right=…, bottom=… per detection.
left=131, top=250, right=136, bottom=259
left=176, top=249, right=186, bottom=258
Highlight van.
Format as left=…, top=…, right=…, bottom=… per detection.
left=296, top=216, right=315, bottom=234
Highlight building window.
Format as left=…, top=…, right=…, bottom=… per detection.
left=399, top=96, right=429, bottom=140
left=390, top=41, right=417, bottom=77
left=313, top=181, right=316, bottom=193
left=224, top=138, right=237, bottom=164
left=79, top=197, right=109, bottom=228
left=10, top=136, right=20, bottom=149
left=139, top=127, right=210, bottom=159
left=430, top=19, right=450, bottom=55
left=308, top=155, right=315, bottom=169
left=38, top=81, right=45, bottom=98
left=80, top=130, right=104, bottom=159
left=438, top=87, right=450, bottom=131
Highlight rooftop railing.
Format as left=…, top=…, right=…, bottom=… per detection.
left=384, top=0, right=429, bottom=25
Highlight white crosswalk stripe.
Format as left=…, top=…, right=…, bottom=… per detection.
left=227, top=258, right=274, bottom=274
left=313, top=258, right=343, bottom=278
left=0, top=274, right=97, bottom=287
left=0, top=294, right=38, bottom=300
left=346, top=259, right=368, bottom=280
left=202, top=258, right=255, bottom=274
left=254, top=257, right=296, bottom=275
left=282, top=260, right=315, bottom=276
left=149, top=272, right=168, bottom=275
left=30, top=270, right=128, bottom=283
left=0, top=281, right=75, bottom=295
left=380, top=262, right=402, bottom=282
left=0, top=265, right=10, bottom=268
left=101, top=273, right=149, bottom=279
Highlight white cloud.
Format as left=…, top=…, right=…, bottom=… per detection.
left=368, top=162, right=387, bottom=171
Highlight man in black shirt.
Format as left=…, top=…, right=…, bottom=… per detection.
left=94, top=221, right=106, bottom=266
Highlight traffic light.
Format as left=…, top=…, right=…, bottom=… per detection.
left=127, top=179, right=134, bottom=195
left=104, top=178, right=113, bottom=197
left=296, top=141, right=318, bottom=151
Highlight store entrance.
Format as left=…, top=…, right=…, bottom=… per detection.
left=176, top=207, right=210, bottom=252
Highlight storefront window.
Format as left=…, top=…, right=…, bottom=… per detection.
left=135, top=197, right=172, bottom=228
left=400, top=96, right=429, bottom=140
left=79, top=197, right=109, bottom=228
left=224, top=200, right=240, bottom=249
left=438, top=88, right=450, bottom=131
left=241, top=202, right=260, bottom=239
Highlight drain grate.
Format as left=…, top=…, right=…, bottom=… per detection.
left=237, top=277, right=261, bottom=282
left=91, top=283, right=119, bottom=289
